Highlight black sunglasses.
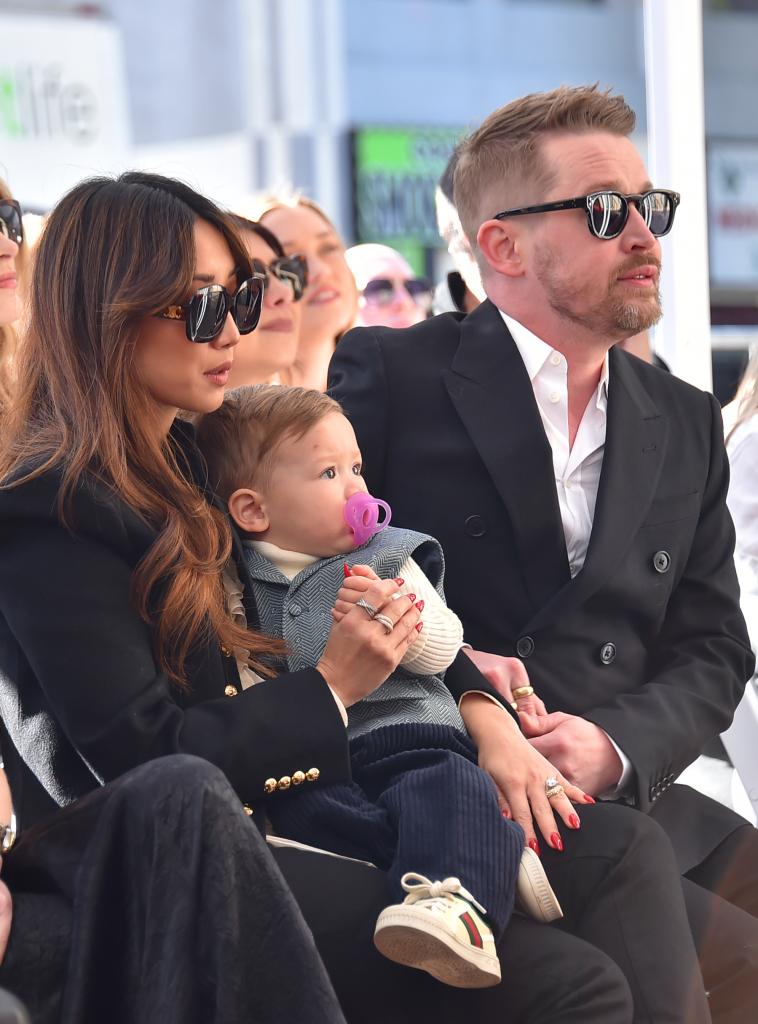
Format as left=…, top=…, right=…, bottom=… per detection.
left=0, top=200, right=23, bottom=246
left=155, top=276, right=265, bottom=342
left=362, top=277, right=432, bottom=308
left=251, top=254, right=308, bottom=301
left=493, top=189, right=680, bottom=240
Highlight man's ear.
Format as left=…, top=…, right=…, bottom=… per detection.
left=476, top=219, right=525, bottom=279
left=227, top=487, right=269, bottom=534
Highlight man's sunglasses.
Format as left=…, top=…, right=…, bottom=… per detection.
left=493, top=189, right=681, bottom=240
left=155, top=276, right=265, bottom=342
left=362, top=277, right=433, bottom=309
left=0, top=200, right=23, bottom=246
left=251, top=254, right=308, bottom=301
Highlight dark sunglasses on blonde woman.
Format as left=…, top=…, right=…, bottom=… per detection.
left=251, top=254, right=308, bottom=301
left=155, top=276, right=265, bottom=342
left=0, top=200, right=23, bottom=245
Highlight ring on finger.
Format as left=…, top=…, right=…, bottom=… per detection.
left=356, top=597, right=378, bottom=619
left=512, top=685, right=534, bottom=699
left=374, top=613, right=394, bottom=635
left=545, top=776, right=565, bottom=800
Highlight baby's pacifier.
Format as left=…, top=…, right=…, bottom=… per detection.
left=344, top=492, right=392, bottom=547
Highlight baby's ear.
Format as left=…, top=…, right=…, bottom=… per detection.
left=228, top=488, right=269, bottom=534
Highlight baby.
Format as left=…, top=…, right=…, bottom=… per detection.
left=195, top=384, right=561, bottom=989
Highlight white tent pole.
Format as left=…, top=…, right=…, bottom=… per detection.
left=643, top=0, right=712, bottom=391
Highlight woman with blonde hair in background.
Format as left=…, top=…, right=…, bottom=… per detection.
left=0, top=179, right=24, bottom=414
left=255, top=192, right=357, bottom=391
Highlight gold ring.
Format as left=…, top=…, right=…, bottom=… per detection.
left=546, top=784, right=565, bottom=800
left=374, top=613, right=394, bottom=635
left=512, top=686, right=534, bottom=699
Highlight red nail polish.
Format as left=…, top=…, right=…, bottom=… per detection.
left=528, top=838, right=541, bottom=857
left=407, top=593, right=416, bottom=603
left=550, top=832, right=564, bottom=852
left=394, top=577, right=404, bottom=585
left=583, top=794, right=596, bottom=804
left=415, top=622, right=424, bottom=632
left=415, top=600, right=425, bottom=612
left=502, top=808, right=511, bottom=819
left=343, top=562, right=351, bottom=578
left=569, top=814, right=580, bottom=830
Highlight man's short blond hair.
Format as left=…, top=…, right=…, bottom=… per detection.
left=454, top=85, right=636, bottom=256
left=195, top=385, right=342, bottom=502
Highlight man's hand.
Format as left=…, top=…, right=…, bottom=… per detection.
left=464, top=648, right=548, bottom=716
left=520, top=711, right=623, bottom=796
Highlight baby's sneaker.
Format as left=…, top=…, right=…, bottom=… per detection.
left=373, top=873, right=501, bottom=988
left=516, top=846, right=563, bottom=923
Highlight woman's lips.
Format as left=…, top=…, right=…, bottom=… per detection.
left=0, top=274, right=17, bottom=290
left=204, top=362, right=232, bottom=386
left=262, top=317, right=295, bottom=333
left=308, top=288, right=339, bottom=306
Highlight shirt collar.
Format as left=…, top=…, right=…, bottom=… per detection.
left=499, top=309, right=609, bottom=402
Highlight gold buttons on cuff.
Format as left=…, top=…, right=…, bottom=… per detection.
left=277, top=776, right=292, bottom=791
left=292, top=771, right=306, bottom=785
left=263, top=778, right=277, bottom=795
left=243, top=804, right=254, bottom=816
left=306, top=767, right=320, bottom=783
left=224, top=684, right=238, bottom=697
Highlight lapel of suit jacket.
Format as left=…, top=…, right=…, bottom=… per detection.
left=442, top=300, right=570, bottom=612
left=522, top=346, right=668, bottom=634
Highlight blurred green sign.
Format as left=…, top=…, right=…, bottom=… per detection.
left=352, top=126, right=464, bottom=251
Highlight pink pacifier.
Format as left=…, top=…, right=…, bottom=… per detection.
left=344, top=492, right=392, bottom=547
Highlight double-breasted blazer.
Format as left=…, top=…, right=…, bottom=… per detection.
left=0, top=420, right=502, bottom=831
left=330, top=299, right=755, bottom=869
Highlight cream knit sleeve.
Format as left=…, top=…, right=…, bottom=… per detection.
left=395, top=556, right=464, bottom=675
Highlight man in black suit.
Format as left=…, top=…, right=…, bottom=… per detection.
left=331, top=85, right=758, bottom=1018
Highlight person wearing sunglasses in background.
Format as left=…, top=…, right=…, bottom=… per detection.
left=227, top=215, right=307, bottom=387
left=331, top=85, right=758, bottom=1020
left=255, top=193, right=358, bottom=392
left=345, top=243, right=432, bottom=331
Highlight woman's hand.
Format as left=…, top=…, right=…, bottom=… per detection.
left=0, top=858, right=11, bottom=965
left=317, top=576, right=421, bottom=707
left=331, top=564, right=382, bottom=623
left=462, top=694, right=593, bottom=854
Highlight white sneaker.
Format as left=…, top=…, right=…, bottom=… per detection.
left=373, top=873, right=501, bottom=988
left=516, top=847, right=563, bottom=923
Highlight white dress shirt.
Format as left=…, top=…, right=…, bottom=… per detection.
left=500, top=311, right=633, bottom=795
left=726, top=411, right=758, bottom=654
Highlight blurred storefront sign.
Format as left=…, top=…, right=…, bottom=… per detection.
left=708, top=142, right=758, bottom=289
left=0, top=11, right=130, bottom=209
left=351, top=125, right=463, bottom=272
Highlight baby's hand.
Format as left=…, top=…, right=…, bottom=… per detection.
left=332, top=564, right=394, bottom=623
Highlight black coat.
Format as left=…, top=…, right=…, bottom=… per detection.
left=0, top=420, right=502, bottom=831
left=330, top=300, right=755, bottom=868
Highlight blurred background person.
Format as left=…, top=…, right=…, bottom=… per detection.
left=0, top=180, right=24, bottom=415
left=255, top=194, right=357, bottom=392
left=227, top=215, right=306, bottom=387
left=433, top=145, right=485, bottom=317
left=725, top=347, right=758, bottom=639
left=345, top=243, right=432, bottom=330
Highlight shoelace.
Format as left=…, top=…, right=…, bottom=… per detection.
left=400, top=872, right=488, bottom=916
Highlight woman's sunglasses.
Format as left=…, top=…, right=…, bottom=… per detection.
left=493, top=189, right=680, bottom=240
left=362, top=277, right=433, bottom=310
left=251, top=254, right=308, bottom=301
left=0, top=200, right=23, bottom=246
left=155, top=276, right=265, bottom=342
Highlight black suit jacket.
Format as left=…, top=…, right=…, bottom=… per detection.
left=330, top=300, right=755, bottom=864
left=0, top=420, right=502, bottom=831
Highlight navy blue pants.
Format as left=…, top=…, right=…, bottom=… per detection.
left=267, top=723, right=524, bottom=938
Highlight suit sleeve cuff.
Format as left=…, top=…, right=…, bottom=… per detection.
left=597, top=731, right=636, bottom=801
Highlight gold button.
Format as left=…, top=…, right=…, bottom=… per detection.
left=243, top=804, right=254, bottom=816
left=224, top=684, right=238, bottom=697
left=277, top=775, right=292, bottom=791
left=292, top=771, right=305, bottom=786
left=263, top=778, right=277, bottom=795
left=220, top=645, right=233, bottom=658
left=306, top=767, right=320, bottom=783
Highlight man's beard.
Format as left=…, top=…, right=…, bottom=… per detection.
left=534, top=247, right=663, bottom=337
